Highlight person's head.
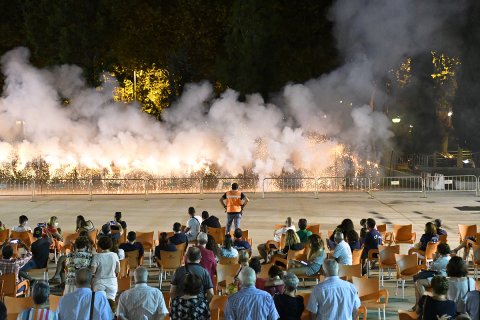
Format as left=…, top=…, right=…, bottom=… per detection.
left=201, top=211, right=209, bottom=220
left=345, top=229, right=359, bottom=243
left=114, top=211, right=122, bottom=221
left=33, top=227, right=43, bottom=239
left=223, top=234, right=233, bottom=249
left=340, top=219, right=354, bottom=232
left=127, top=231, right=136, bottom=243
left=322, top=259, right=339, bottom=277
left=231, top=183, right=239, bottom=190
left=188, top=207, right=195, bottom=217
left=205, top=234, right=219, bottom=255
left=249, top=257, right=261, bottom=274
left=159, top=232, right=168, bottom=246
left=76, top=215, right=86, bottom=227
left=238, top=266, right=256, bottom=287
left=431, top=275, right=449, bottom=296
left=308, top=234, right=324, bottom=253
left=239, top=249, right=250, bottom=265
left=2, top=245, right=13, bottom=259
left=285, top=217, right=293, bottom=227
left=173, top=222, right=182, bottom=233
left=334, top=231, right=344, bottom=244
left=98, top=236, right=113, bottom=251
left=285, top=229, right=300, bottom=246
left=101, top=223, right=111, bottom=235
left=48, top=216, right=59, bottom=227
left=434, top=219, right=443, bottom=229
left=234, top=228, right=243, bottom=239
left=283, top=273, right=299, bottom=292
left=366, top=218, right=376, bottom=229
left=134, top=266, right=148, bottom=284
left=268, top=265, right=283, bottom=279
left=446, top=256, right=468, bottom=277
left=424, top=222, right=437, bottom=235
left=75, top=268, right=92, bottom=288
left=19, top=215, right=28, bottom=226
left=183, top=272, right=203, bottom=296
left=437, top=243, right=451, bottom=256
left=298, top=218, right=307, bottom=231
left=360, top=218, right=367, bottom=228
left=197, top=232, right=208, bottom=246
left=32, top=281, right=50, bottom=305
left=74, top=236, right=90, bottom=250
left=186, top=247, right=201, bottom=263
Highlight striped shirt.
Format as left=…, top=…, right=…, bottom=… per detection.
left=17, top=308, right=58, bottom=320
left=224, top=285, right=279, bottom=320
left=332, top=240, right=352, bottom=265
left=117, top=283, right=169, bottom=320
left=0, top=252, right=33, bottom=283
left=307, top=276, right=360, bottom=320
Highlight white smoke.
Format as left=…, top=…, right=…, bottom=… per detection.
left=0, top=0, right=466, bottom=178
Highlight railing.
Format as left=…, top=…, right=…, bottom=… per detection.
left=2, top=175, right=480, bottom=201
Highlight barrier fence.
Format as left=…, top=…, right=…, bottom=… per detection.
left=1, top=174, right=479, bottom=201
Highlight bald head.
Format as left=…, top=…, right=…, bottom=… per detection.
left=334, top=231, right=344, bottom=243
left=238, top=266, right=256, bottom=287
left=322, top=259, right=339, bottom=277
left=134, top=266, right=148, bottom=284
left=75, top=268, right=92, bottom=288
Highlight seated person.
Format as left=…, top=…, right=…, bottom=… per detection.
left=46, top=216, right=63, bottom=241
left=296, top=219, right=312, bottom=243
left=100, top=220, right=123, bottom=241
left=328, top=219, right=354, bottom=249
left=409, top=222, right=439, bottom=254
left=75, top=215, right=95, bottom=233
left=12, top=215, right=32, bottom=232
left=114, top=211, right=127, bottom=229
left=271, top=230, right=304, bottom=268
left=445, top=256, right=475, bottom=314
left=359, top=218, right=368, bottom=244
left=200, top=211, right=221, bottom=229
left=233, top=228, right=251, bottom=251
left=119, top=231, right=145, bottom=265
left=263, top=265, right=285, bottom=296
left=434, top=219, right=447, bottom=236
left=361, top=218, right=382, bottom=262
left=248, top=256, right=266, bottom=291
left=416, top=276, right=456, bottom=319
left=273, top=273, right=304, bottom=320
left=0, top=241, right=32, bottom=293
left=185, top=207, right=202, bottom=242
left=288, top=235, right=325, bottom=277
left=257, top=217, right=296, bottom=263
left=332, top=232, right=352, bottom=265
left=0, top=221, right=5, bottom=231
left=345, top=229, right=361, bottom=252
left=155, top=232, right=177, bottom=260
left=220, top=234, right=238, bottom=258
left=18, top=281, right=58, bottom=319
left=169, top=222, right=188, bottom=245
left=19, top=227, right=53, bottom=284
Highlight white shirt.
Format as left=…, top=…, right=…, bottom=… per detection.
left=117, top=283, right=169, bottom=320
left=58, top=288, right=113, bottom=320
left=91, top=252, right=120, bottom=279
left=186, top=216, right=202, bottom=240
left=332, top=240, right=352, bottom=265
left=118, top=248, right=125, bottom=260
left=307, top=276, right=360, bottom=320
left=273, top=225, right=296, bottom=242
left=12, top=225, right=32, bottom=232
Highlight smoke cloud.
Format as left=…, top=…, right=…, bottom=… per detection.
left=0, top=0, right=467, bottom=179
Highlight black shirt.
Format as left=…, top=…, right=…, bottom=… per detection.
left=169, top=233, right=188, bottom=245
left=417, top=295, right=456, bottom=320
left=119, top=242, right=145, bottom=257
left=31, top=237, right=52, bottom=268
left=233, top=239, right=251, bottom=250
left=283, top=243, right=305, bottom=254
left=201, top=216, right=221, bottom=229
left=155, top=243, right=177, bottom=258
left=273, top=294, right=304, bottom=320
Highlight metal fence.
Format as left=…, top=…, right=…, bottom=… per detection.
left=2, top=174, right=480, bottom=201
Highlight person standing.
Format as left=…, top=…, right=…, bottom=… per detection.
left=185, top=207, right=202, bottom=242
left=220, top=183, right=249, bottom=234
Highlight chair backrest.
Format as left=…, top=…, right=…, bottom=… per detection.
left=163, top=291, right=171, bottom=308
left=286, top=248, right=306, bottom=261
left=398, top=310, right=419, bottom=320
left=159, top=250, right=183, bottom=269
left=338, top=264, right=362, bottom=281
left=10, top=231, right=33, bottom=247
left=207, top=227, right=226, bottom=245
left=119, top=259, right=129, bottom=277
left=136, top=231, right=155, bottom=250
left=219, top=256, right=239, bottom=265
left=327, top=230, right=334, bottom=238
left=438, top=234, right=447, bottom=244
left=393, top=225, right=413, bottom=241
left=241, top=229, right=250, bottom=240
left=378, top=245, right=400, bottom=267
left=377, top=224, right=387, bottom=233
left=175, top=242, right=187, bottom=254
left=424, top=241, right=439, bottom=260
left=352, top=276, right=380, bottom=298
left=216, top=264, right=238, bottom=284
left=4, top=296, right=34, bottom=313
left=209, top=295, right=228, bottom=315
left=126, top=250, right=140, bottom=269
left=395, top=254, right=418, bottom=275
left=0, top=229, right=10, bottom=242
left=458, top=224, right=477, bottom=242
left=306, top=224, right=321, bottom=235
left=117, top=276, right=132, bottom=293
left=352, top=247, right=364, bottom=265
left=87, top=229, right=98, bottom=245
left=159, top=231, right=175, bottom=243
left=357, top=305, right=367, bottom=320
left=259, top=263, right=273, bottom=279
left=0, top=273, right=19, bottom=297
left=49, top=294, right=61, bottom=311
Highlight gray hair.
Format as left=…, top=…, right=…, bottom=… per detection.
left=32, top=281, right=50, bottom=305
left=322, top=259, right=339, bottom=277
left=134, top=266, right=148, bottom=283
left=238, top=266, right=256, bottom=286
left=283, top=273, right=299, bottom=291
left=334, top=231, right=344, bottom=242
left=197, top=232, right=208, bottom=245
left=75, top=268, right=92, bottom=287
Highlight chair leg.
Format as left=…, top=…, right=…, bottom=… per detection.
left=149, top=249, right=152, bottom=267
left=402, top=279, right=405, bottom=299
left=383, top=307, right=386, bottom=320
left=159, top=270, right=163, bottom=289
left=380, top=268, right=383, bottom=287
left=377, top=308, right=381, bottom=320
left=395, top=279, right=398, bottom=296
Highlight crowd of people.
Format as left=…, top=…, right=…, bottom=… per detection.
left=0, top=185, right=479, bottom=319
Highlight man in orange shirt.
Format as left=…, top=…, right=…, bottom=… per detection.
left=219, top=183, right=249, bottom=234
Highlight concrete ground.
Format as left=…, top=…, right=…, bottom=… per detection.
left=1, top=191, right=479, bottom=319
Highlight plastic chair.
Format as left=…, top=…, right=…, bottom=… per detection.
left=378, top=245, right=400, bottom=287
left=3, top=296, right=34, bottom=314
left=438, top=234, right=447, bottom=244
left=357, top=305, right=367, bottom=320
left=352, top=247, right=364, bottom=265
left=398, top=310, right=419, bottom=320
left=209, top=295, right=228, bottom=320
left=366, top=249, right=379, bottom=277
left=258, top=263, right=273, bottom=279
left=119, top=259, right=129, bottom=278
left=393, top=225, right=416, bottom=244
left=87, top=229, right=98, bottom=249
left=175, top=242, right=187, bottom=254
left=7, top=314, right=19, bottom=320
left=240, top=229, right=253, bottom=246
left=377, top=224, right=387, bottom=233
left=306, top=224, right=321, bottom=236
left=338, top=264, right=362, bottom=282
left=10, top=231, right=34, bottom=248
left=0, top=229, right=10, bottom=242
left=352, top=276, right=389, bottom=320
left=61, top=231, right=80, bottom=253
left=48, top=294, right=61, bottom=311
left=158, top=250, right=183, bottom=289
left=208, top=227, right=227, bottom=245
left=458, top=224, right=477, bottom=243
left=117, top=276, right=131, bottom=293
left=136, top=231, right=155, bottom=267
left=271, top=248, right=306, bottom=270
left=216, top=264, right=239, bottom=295
left=0, top=273, right=30, bottom=297
left=219, top=256, right=239, bottom=265
left=27, top=266, right=49, bottom=281
left=411, top=241, right=439, bottom=268
left=472, top=244, right=480, bottom=280
left=395, top=254, right=423, bottom=299
left=125, top=249, right=141, bottom=270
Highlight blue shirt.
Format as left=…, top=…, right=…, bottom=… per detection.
left=233, top=239, right=251, bottom=250
left=119, top=242, right=145, bottom=257
left=364, top=229, right=382, bottom=253
left=58, top=288, right=113, bottom=320
left=224, top=285, right=279, bottom=320
left=419, top=233, right=439, bottom=251
left=169, top=233, right=188, bottom=245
